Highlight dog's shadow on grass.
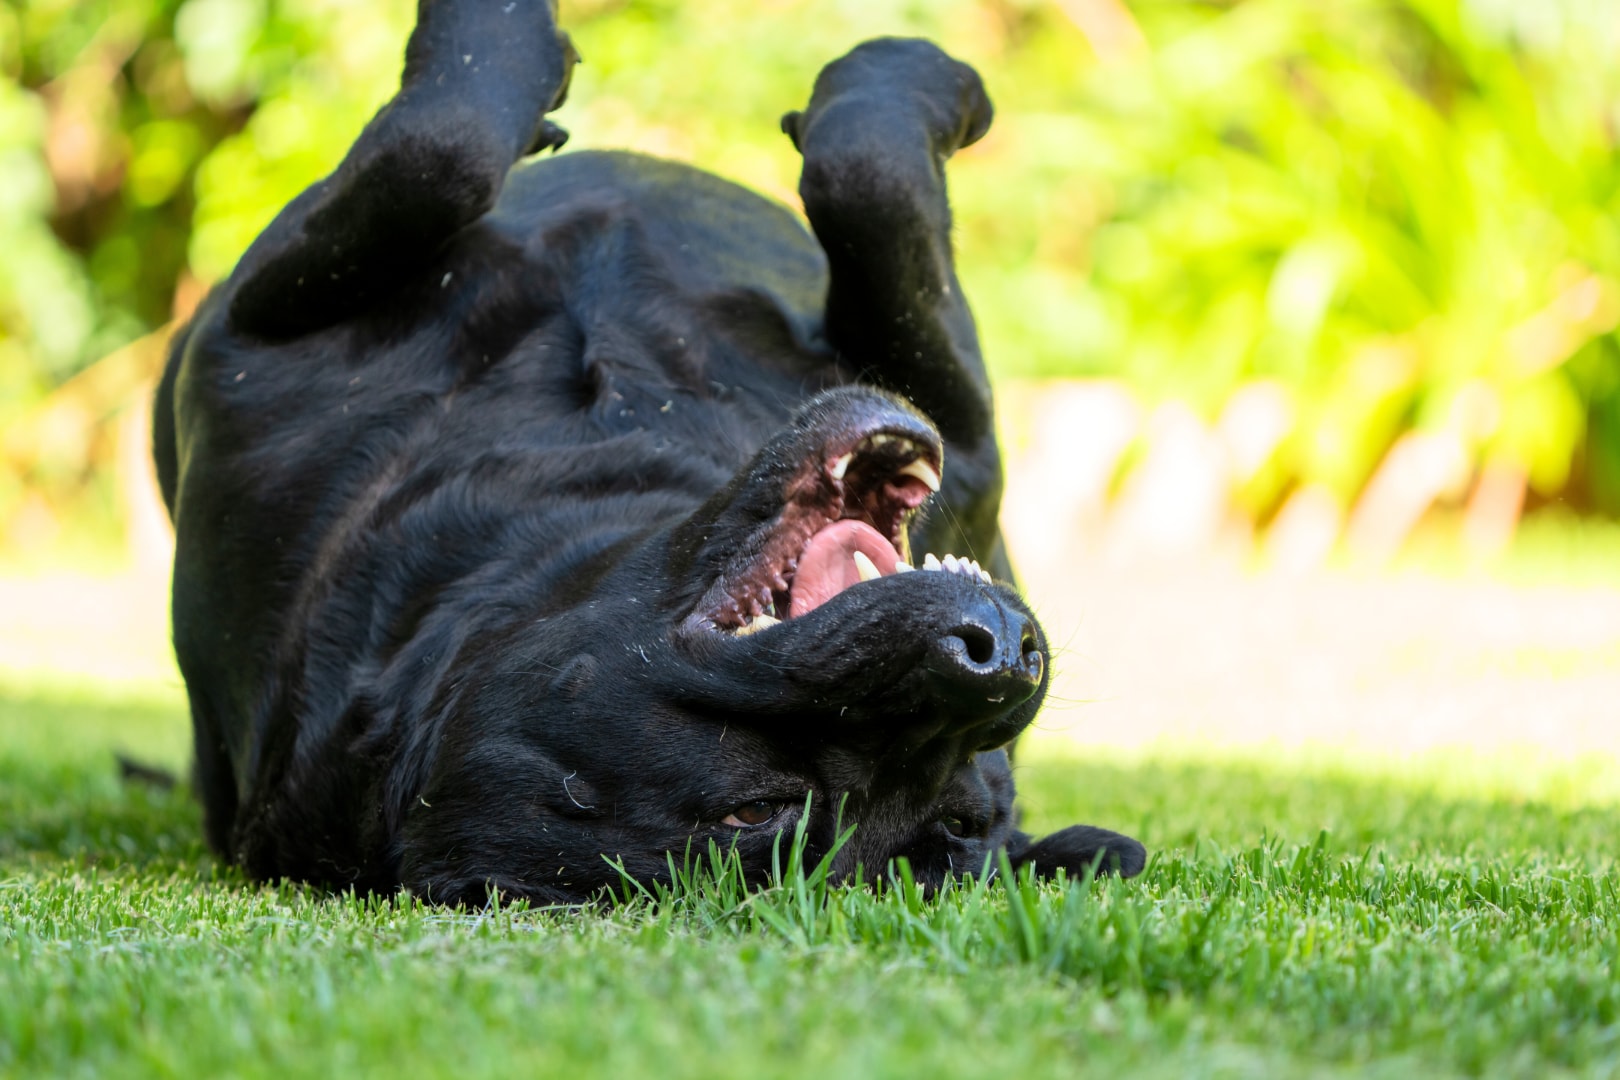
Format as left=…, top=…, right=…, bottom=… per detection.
left=1, top=777, right=208, bottom=870
left=6, top=681, right=1617, bottom=879
left=0, top=684, right=212, bottom=872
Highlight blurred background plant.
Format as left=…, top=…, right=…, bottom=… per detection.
left=3, top=0, right=1619, bottom=569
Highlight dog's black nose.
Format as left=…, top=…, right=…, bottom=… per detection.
left=927, top=591, right=1044, bottom=710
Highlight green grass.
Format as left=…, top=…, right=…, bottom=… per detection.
left=2, top=680, right=1617, bottom=1079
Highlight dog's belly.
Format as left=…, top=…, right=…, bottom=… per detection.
left=491, top=150, right=829, bottom=319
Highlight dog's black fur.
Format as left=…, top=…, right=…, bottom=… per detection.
left=153, top=0, right=1145, bottom=904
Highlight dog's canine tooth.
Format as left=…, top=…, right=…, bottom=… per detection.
left=736, top=614, right=780, bottom=636
left=852, top=550, right=882, bottom=583
left=922, top=553, right=941, bottom=571
left=829, top=452, right=853, bottom=480
left=896, top=458, right=941, bottom=493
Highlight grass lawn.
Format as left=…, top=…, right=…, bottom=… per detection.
left=1, top=676, right=1617, bottom=1079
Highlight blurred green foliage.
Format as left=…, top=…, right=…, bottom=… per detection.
left=1038, top=0, right=1620, bottom=517
left=2, top=0, right=1619, bottom=536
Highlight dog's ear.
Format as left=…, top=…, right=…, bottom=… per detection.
left=1007, top=825, right=1147, bottom=880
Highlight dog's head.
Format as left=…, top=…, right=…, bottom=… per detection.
left=398, top=389, right=1142, bottom=904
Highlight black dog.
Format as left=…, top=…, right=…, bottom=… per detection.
left=153, top=0, right=1146, bottom=904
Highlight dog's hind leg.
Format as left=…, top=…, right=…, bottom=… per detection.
left=225, top=0, right=578, bottom=339
left=783, top=40, right=994, bottom=446
left=783, top=40, right=1004, bottom=560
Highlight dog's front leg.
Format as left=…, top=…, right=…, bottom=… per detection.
left=225, top=0, right=578, bottom=339
left=783, top=39, right=1003, bottom=562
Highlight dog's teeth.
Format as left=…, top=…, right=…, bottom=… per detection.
left=736, top=615, right=780, bottom=636
left=829, top=452, right=853, bottom=481
left=942, top=554, right=960, bottom=574
left=894, top=560, right=914, bottom=573
left=897, top=458, right=942, bottom=493
left=852, top=551, right=882, bottom=583
left=923, top=553, right=942, bottom=571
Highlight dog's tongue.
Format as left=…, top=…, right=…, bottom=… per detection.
left=788, top=519, right=905, bottom=619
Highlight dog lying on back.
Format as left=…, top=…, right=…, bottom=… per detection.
left=153, top=0, right=1146, bottom=904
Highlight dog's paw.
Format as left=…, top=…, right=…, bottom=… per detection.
left=1008, top=824, right=1148, bottom=880
left=788, top=38, right=992, bottom=159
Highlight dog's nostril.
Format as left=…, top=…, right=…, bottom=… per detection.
left=950, top=624, right=997, bottom=666
left=1022, top=644, right=1044, bottom=684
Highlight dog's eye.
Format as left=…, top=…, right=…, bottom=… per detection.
left=723, top=801, right=780, bottom=828
left=940, top=815, right=968, bottom=838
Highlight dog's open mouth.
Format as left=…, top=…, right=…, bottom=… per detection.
left=689, top=425, right=993, bottom=635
